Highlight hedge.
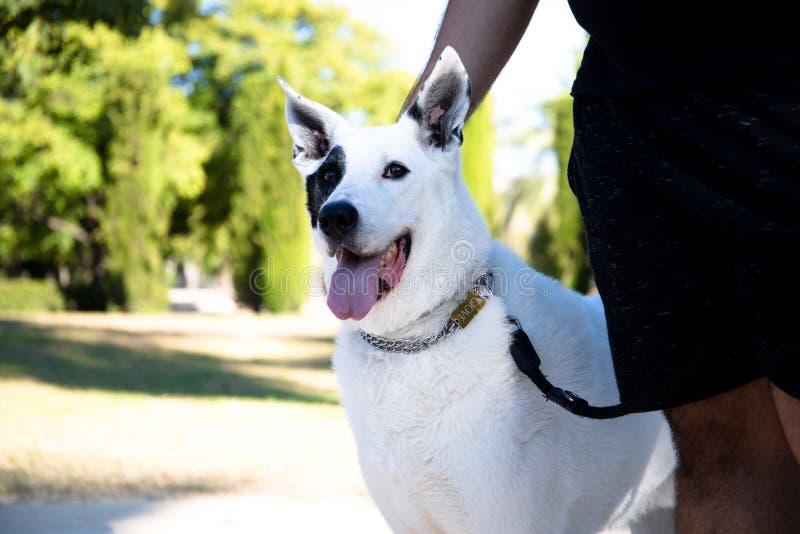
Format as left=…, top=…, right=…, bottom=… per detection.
left=0, top=278, right=65, bottom=311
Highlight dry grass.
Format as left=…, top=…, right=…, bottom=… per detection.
left=0, top=309, right=371, bottom=503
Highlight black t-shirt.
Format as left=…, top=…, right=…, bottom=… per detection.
left=568, top=1, right=800, bottom=95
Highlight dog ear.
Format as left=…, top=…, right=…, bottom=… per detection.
left=278, top=77, right=347, bottom=174
left=405, top=46, right=471, bottom=151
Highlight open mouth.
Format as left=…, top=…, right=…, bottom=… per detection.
left=327, top=233, right=412, bottom=320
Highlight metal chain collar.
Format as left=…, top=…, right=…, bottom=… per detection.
left=359, top=273, right=494, bottom=354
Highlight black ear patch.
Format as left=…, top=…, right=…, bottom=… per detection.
left=279, top=77, right=343, bottom=167
left=407, top=100, right=423, bottom=123
left=287, top=100, right=331, bottom=160
left=305, top=146, right=345, bottom=227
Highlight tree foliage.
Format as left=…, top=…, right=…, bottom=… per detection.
left=462, top=97, right=498, bottom=234
left=179, top=0, right=412, bottom=311
left=0, top=2, right=210, bottom=309
left=228, top=73, right=310, bottom=311
left=529, top=95, right=592, bottom=292
left=0, top=0, right=421, bottom=312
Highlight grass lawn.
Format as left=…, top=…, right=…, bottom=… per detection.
left=0, top=310, right=369, bottom=503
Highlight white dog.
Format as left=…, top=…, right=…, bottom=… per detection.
left=280, top=47, right=676, bottom=534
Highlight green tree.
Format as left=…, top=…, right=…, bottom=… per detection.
left=0, top=99, right=101, bottom=276
left=183, top=0, right=412, bottom=311
left=529, top=95, right=591, bottom=292
left=462, top=96, right=498, bottom=234
left=227, top=73, right=310, bottom=311
left=0, top=2, right=211, bottom=310
left=98, top=25, right=211, bottom=310
left=2, top=0, right=492, bottom=314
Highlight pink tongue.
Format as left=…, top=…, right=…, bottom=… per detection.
left=327, top=250, right=381, bottom=320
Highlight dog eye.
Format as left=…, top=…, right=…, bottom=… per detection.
left=322, top=169, right=336, bottom=183
left=383, top=162, right=409, bottom=180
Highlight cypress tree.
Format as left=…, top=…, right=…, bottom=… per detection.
left=461, top=97, right=498, bottom=234
left=229, top=73, right=310, bottom=312
left=529, top=95, right=591, bottom=292
left=103, top=69, right=170, bottom=311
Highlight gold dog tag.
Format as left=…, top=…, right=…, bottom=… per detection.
left=449, top=290, right=486, bottom=329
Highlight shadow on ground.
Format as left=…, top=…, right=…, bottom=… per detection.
left=0, top=466, right=228, bottom=503
left=0, top=320, right=336, bottom=404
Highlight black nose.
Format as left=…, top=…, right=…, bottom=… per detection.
left=318, top=201, right=358, bottom=239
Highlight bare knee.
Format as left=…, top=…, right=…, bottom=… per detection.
left=667, top=379, right=789, bottom=478
left=665, top=378, right=800, bottom=533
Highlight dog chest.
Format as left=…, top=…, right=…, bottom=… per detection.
left=334, top=299, right=519, bottom=449
left=332, top=302, right=542, bottom=526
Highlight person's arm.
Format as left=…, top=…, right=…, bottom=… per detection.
left=400, top=0, right=539, bottom=119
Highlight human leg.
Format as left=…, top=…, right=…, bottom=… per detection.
left=771, top=383, right=800, bottom=463
left=569, top=81, right=800, bottom=532
left=665, top=379, right=800, bottom=533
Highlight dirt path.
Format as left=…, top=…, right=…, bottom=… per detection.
left=0, top=493, right=390, bottom=534
left=0, top=495, right=632, bottom=533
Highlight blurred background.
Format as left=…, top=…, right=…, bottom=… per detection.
left=0, top=0, right=590, bottom=531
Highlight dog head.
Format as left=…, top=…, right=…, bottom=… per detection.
left=280, top=47, right=491, bottom=333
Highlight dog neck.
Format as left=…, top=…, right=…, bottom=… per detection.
left=359, top=271, right=496, bottom=355
left=359, top=260, right=491, bottom=341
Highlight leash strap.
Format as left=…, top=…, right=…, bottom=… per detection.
left=507, top=318, right=631, bottom=419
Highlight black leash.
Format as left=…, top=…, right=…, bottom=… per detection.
left=507, top=318, right=630, bottom=419
left=358, top=270, right=630, bottom=419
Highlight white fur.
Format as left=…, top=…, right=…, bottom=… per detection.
left=282, top=47, right=676, bottom=534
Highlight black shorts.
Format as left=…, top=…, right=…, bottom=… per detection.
left=568, top=73, right=800, bottom=413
